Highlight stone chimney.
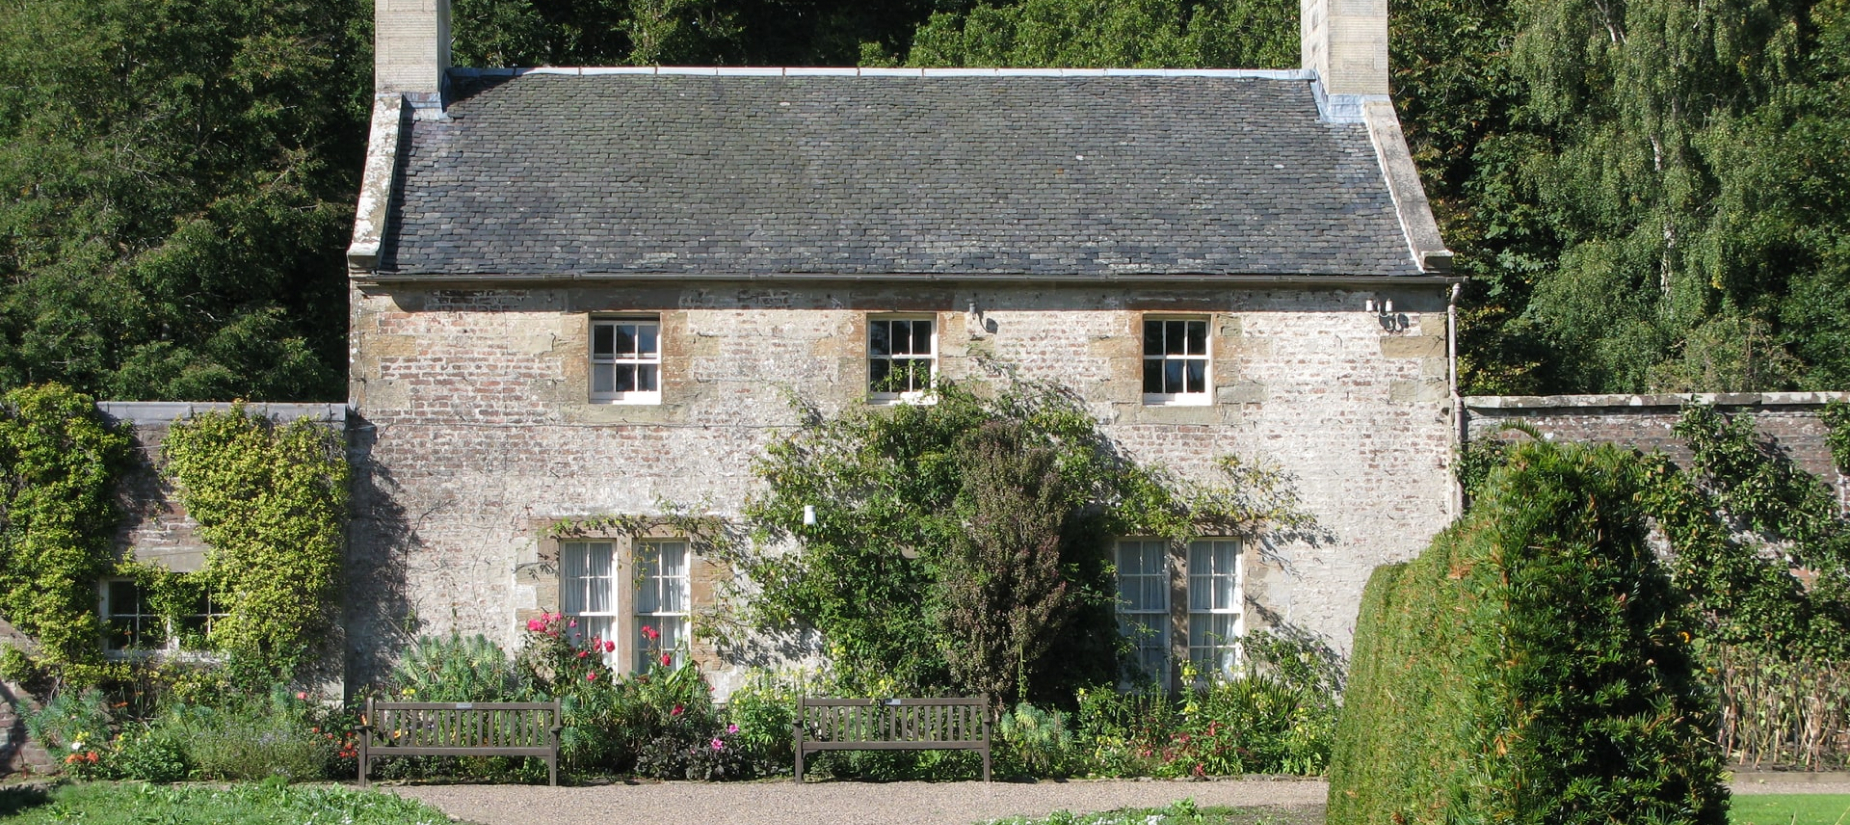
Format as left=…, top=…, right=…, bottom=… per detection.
left=375, top=0, right=450, bottom=112
left=1301, top=0, right=1390, bottom=105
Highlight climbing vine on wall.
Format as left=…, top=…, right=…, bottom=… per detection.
left=162, top=407, right=349, bottom=680
left=0, top=384, right=130, bottom=688
left=1824, top=401, right=1850, bottom=475
left=734, top=378, right=1321, bottom=703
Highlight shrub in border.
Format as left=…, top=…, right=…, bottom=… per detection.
left=1328, top=441, right=1726, bottom=825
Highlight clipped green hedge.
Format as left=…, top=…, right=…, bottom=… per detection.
left=1327, top=442, right=1727, bottom=825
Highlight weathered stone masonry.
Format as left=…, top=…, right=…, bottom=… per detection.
left=345, top=282, right=1460, bottom=691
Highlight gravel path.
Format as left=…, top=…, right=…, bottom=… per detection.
left=391, top=777, right=1328, bottom=825
left=393, top=772, right=1850, bottom=825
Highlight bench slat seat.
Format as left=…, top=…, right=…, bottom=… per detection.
left=359, top=699, right=562, bottom=786
left=793, top=697, right=990, bottom=782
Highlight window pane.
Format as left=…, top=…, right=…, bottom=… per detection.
left=1185, top=321, right=1208, bottom=355
left=869, top=358, right=891, bottom=390
left=912, top=320, right=932, bottom=353
left=1143, top=321, right=1163, bottom=356
left=108, top=580, right=139, bottom=616
left=1164, top=360, right=1184, bottom=393
left=892, top=320, right=913, bottom=355
left=901, top=359, right=928, bottom=392
left=1143, top=360, right=1163, bottom=394
left=1185, top=360, right=1206, bottom=393
left=1165, top=321, right=1187, bottom=355
left=615, top=365, right=636, bottom=393
left=638, top=324, right=658, bottom=356
left=593, top=364, right=614, bottom=395
left=870, top=321, right=891, bottom=357
left=593, top=324, right=614, bottom=358
left=637, top=365, right=659, bottom=392
left=616, top=325, right=639, bottom=357
left=561, top=544, right=587, bottom=614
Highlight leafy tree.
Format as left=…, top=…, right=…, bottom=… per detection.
left=905, top=0, right=1293, bottom=68
left=0, top=0, right=369, bottom=402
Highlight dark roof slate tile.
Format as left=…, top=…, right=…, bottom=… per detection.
left=383, top=74, right=1421, bottom=278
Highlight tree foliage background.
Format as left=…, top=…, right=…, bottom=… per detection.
left=6, top=0, right=1850, bottom=399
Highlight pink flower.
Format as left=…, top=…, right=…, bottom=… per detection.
left=526, top=618, right=545, bottom=632
left=604, top=640, right=616, bottom=653
left=661, top=653, right=672, bottom=667
left=671, top=705, right=683, bottom=717
left=577, top=650, right=588, bottom=659
left=296, top=691, right=308, bottom=701
left=568, top=618, right=577, bottom=628
left=640, top=625, right=660, bottom=642
left=586, top=671, right=598, bottom=681
left=710, top=738, right=725, bottom=751
left=727, top=724, right=738, bottom=734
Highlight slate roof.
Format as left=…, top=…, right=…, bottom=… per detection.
left=381, top=73, right=1424, bottom=278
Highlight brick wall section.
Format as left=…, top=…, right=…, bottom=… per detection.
left=97, top=403, right=348, bottom=574
left=347, top=281, right=1460, bottom=693
left=1463, top=394, right=1849, bottom=508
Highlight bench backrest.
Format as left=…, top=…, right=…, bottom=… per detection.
left=365, top=700, right=560, bottom=750
left=798, top=697, right=988, bottom=744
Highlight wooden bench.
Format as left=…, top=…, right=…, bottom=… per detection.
left=358, top=699, right=562, bottom=786
left=793, top=697, right=990, bottom=783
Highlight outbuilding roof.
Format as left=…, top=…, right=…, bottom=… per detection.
left=373, top=71, right=1435, bottom=279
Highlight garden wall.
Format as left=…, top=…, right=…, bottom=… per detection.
left=1464, top=392, right=1849, bottom=506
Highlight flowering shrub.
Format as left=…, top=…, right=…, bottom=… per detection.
left=516, top=612, right=738, bottom=777
left=24, top=688, right=115, bottom=779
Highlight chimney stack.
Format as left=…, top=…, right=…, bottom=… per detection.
left=1301, top=0, right=1390, bottom=102
left=375, top=0, right=450, bottom=112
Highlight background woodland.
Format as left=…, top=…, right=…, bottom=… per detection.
left=3, top=0, right=1849, bottom=400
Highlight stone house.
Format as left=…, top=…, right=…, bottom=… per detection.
left=343, top=0, right=1463, bottom=693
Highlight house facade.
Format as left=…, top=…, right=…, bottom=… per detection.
left=342, top=0, right=1463, bottom=693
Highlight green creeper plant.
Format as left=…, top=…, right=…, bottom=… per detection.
left=0, top=383, right=130, bottom=687
left=736, top=378, right=1318, bottom=704
left=161, top=406, right=348, bottom=680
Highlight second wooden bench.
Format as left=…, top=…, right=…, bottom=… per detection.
left=793, top=696, right=990, bottom=782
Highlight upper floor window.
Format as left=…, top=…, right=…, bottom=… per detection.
left=869, top=316, right=936, bottom=402
left=1142, top=317, right=1210, bottom=405
left=592, top=318, right=660, bottom=404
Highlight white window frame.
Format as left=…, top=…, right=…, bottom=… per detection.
left=1186, top=539, right=1244, bottom=678
left=590, top=317, right=662, bottom=405
left=1114, top=538, right=1171, bottom=686
left=1141, top=316, right=1212, bottom=406
left=867, top=315, right=938, bottom=404
left=633, top=540, right=692, bottom=672
left=559, top=541, right=622, bottom=667
left=99, top=578, right=226, bottom=657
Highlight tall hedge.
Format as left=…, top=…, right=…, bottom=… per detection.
left=1327, top=442, right=1727, bottom=825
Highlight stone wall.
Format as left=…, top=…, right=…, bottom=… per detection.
left=1463, top=393, right=1849, bottom=506
left=347, top=280, right=1462, bottom=693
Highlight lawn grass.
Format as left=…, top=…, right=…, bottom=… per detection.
left=982, top=799, right=1322, bottom=825
left=1731, top=795, right=1850, bottom=825
left=0, top=779, right=453, bottom=824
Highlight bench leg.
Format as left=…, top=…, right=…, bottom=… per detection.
left=794, top=747, right=804, bottom=784
left=982, top=748, right=991, bottom=782
left=548, top=755, right=557, bottom=787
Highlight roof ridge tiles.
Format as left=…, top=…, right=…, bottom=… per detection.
left=447, top=66, right=1316, bottom=81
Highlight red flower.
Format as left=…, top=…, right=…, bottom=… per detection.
left=577, top=650, right=588, bottom=658
left=604, top=640, right=616, bottom=653
left=671, top=704, right=683, bottom=717
left=660, top=653, right=672, bottom=667
left=587, top=671, right=599, bottom=681
left=640, top=625, right=660, bottom=642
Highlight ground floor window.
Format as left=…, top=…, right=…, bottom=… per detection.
left=1114, top=537, right=1245, bottom=686
left=558, top=538, right=693, bottom=672
left=100, top=579, right=226, bottom=655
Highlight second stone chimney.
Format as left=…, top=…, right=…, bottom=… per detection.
left=376, top=0, right=450, bottom=112
left=1302, top=0, right=1390, bottom=106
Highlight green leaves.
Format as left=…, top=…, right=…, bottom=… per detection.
left=162, top=406, right=349, bottom=679
left=0, top=384, right=129, bottom=681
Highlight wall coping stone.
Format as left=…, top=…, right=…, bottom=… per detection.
left=96, top=402, right=347, bottom=425
left=1464, top=392, right=1850, bottom=410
